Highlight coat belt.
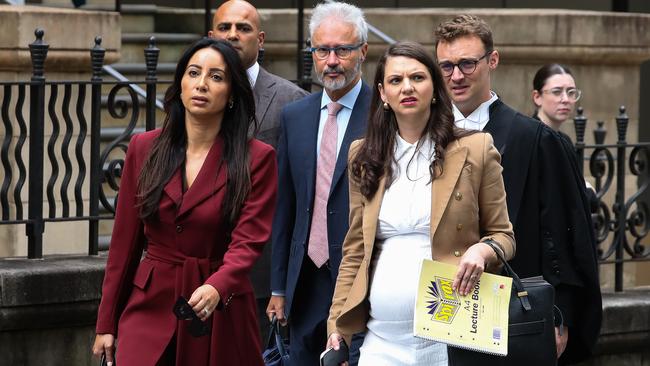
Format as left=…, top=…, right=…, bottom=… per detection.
left=145, top=245, right=223, bottom=299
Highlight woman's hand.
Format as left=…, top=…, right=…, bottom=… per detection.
left=453, top=242, right=494, bottom=296
left=325, top=332, right=349, bottom=366
left=92, top=333, right=115, bottom=365
left=189, top=284, right=220, bottom=321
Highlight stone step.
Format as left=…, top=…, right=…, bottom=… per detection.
left=119, top=4, right=158, bottom=34
left=121, top=32, right=201, bottom=64
left=108, top=62, right=177, bottom=76
left=75, top=4, right=158, bottom=33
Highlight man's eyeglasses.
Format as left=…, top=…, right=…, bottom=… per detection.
left=542, top=87, right=582, bottom=101
left=438, top=51, right=493, bottom=77
left=310, top=43, right=364, bottom=60
left=173, top=296, right=210, bottom=337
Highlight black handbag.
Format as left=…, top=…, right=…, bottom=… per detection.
left=447, top=241, right=558, bottom=366
left=99, top=353, right=114, bottom=366
left=262, top=316, right=290, bottom=366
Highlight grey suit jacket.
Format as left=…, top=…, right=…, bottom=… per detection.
left=253, top=66, right=309, bottom=148
left=250, top=66, right=309, bottom=301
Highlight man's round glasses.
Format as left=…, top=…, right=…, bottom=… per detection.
left=438, top=51, right=493, bottom=77
left=310, top=43, right=364, bottom=60
left=542, top=88, right=582, bottom=101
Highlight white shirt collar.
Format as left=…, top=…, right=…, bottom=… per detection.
left=453, top=91, right=498, bottom=130
left=320, top=79, right=363, bottom=111
left=394, top=133, right=436, bottom=163
left=247, top=62, right=260, bottom=87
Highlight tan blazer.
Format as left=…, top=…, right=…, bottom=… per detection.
left=327, top=132, right=515, bottom=342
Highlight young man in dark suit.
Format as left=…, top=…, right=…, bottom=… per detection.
left=435, top=14, right=601, bottom=365
left=266, top=2, right=370, bottom=365
left=210, top=0, right=308, bottom=319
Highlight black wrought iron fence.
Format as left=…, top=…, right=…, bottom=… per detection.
left=2, top=29, right=649, bottom=292
left=0, top=29, right=161, bottom=258
left=573, top=107, right=650, bottom=291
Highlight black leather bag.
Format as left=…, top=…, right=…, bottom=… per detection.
left=99, top=353, right=114, bottom=366
left=262, top=316, right=290, bottom=366
left=448, top=241, right=558, bottom=366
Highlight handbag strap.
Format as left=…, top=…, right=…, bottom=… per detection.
left=266, top=315, right=289, bottom=357
left=482, top=239, right=532, bottom=311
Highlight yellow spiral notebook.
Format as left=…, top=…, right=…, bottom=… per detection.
left=414, top=259, right=512, bottom=356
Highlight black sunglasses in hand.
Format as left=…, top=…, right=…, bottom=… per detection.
left=173, top=296, right=211, bottom=337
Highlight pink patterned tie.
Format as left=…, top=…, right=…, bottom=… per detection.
left=308, top=102, right=343, bottom=268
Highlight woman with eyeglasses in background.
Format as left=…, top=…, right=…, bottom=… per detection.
left=531, top=63, right=581, bottom=131
left=531, top=63, right=599, bottom=239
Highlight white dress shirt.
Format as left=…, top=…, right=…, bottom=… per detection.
left=453, top=91, right=498, bottom=131
left=360, top=134, right=447, bottom=366
left=246, top=62, right=260, bottom=87
left=317, top=79, right=363, bottom=159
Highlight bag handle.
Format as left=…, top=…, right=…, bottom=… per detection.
left=482, top=239, right=532, bottom=311
left=266, top=315, right=289, bottom=357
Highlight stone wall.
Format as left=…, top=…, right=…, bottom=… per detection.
left=0, top=255, right=648, bottom=365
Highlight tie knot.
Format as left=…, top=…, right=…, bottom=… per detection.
left=327, top=102, right=343, bottom=116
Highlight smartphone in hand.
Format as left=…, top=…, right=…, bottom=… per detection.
left=320, top=339, right=349, bottom=366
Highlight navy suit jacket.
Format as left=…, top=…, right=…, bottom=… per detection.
left=270, top=82, right=371, bottom=317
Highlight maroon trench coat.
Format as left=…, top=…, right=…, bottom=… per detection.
left=96, top=129, right=277, bottom=365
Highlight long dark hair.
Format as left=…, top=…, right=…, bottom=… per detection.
left=137, top=38, right=257, bottom=227
left=350, top=41, right=465, bottom=200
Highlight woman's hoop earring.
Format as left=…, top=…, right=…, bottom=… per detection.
left=228, top=99, right=234, bottom=109
left=383, top=102, right=390, bottom=110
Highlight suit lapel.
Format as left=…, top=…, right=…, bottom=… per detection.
left=304, top=94, right=323, bottom=203
left=485, top=100, right=534, bottom=224
left=163, top=170, right=183, bottom=208
left=253, top=68, right=276, bottom=127
left=176, top=136, right=227, bottom=218
left=329, top=83, right=370, bottom=195
left=484, top=100, right=511, bottom=156
left=363, top=175, right=386, bottom=257
left=430, top=142, right=468, bottom=240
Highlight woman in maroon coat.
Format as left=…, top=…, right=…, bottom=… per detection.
left=92, top=38, right=277, bottom=365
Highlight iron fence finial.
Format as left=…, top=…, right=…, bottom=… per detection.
left=91, top=36, right=106, bottom=81
left=616, top=105, right=629, bottom=144
left=574, top=106, right=587, bottom=145
left=594, top=121, right=607, bottom=145
left=29, top=28, right=49, bottom=81
left=144, top=36, right=160, bottom=81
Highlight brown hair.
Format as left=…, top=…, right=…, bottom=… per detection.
left=434, top=14, right=494, bottom=53
left=350, top=41, right=474, bottom=200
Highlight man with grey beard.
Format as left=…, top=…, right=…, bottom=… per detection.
left=266, top=2, right=370, bottom=365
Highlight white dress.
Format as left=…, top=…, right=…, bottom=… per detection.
left=359, top=135, right=448, bottom=366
